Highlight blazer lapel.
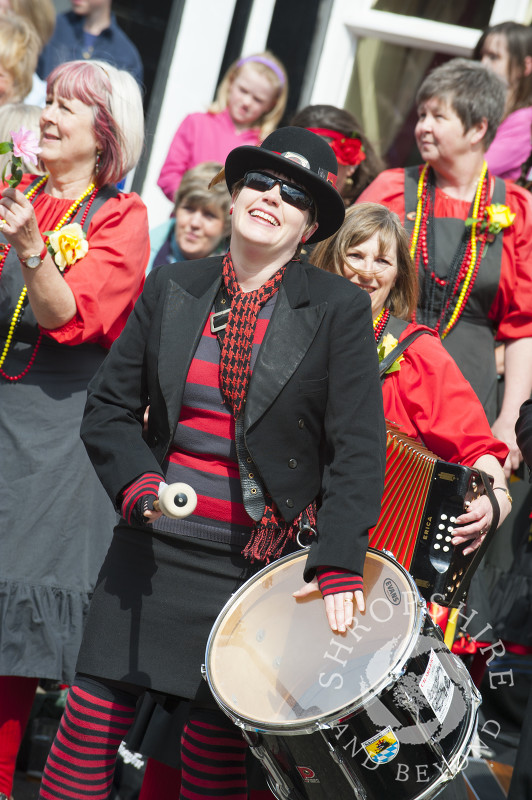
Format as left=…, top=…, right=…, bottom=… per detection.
left=158, top=272, right=221, bottom=435
left=245, top=277, right=327, bottom=431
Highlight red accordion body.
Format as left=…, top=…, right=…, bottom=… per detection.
left=368, top=426, right=490, bottom=607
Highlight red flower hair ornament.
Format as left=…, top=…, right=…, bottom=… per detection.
left=308, top=127, right=366, bottom=167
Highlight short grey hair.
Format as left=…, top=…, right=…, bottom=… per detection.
left=416, top=58, right=506, bottom=150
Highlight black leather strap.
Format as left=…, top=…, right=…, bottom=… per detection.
left=234, top=415, right=266, bottom=521
left=453, top=470, right=499, bottom=603
left=379, top=329, right=431, bottom=379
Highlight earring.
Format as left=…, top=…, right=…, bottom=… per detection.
left=95, top=150, right=102, bottom=175
left=229, top=204, right=234, bottom=215
left=301, top=235, right=307, bottom=244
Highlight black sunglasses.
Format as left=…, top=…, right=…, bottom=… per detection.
left=243, top=170, right=314, bottom=211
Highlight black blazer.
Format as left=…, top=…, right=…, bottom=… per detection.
left=81, top=257, right=386, bottom=578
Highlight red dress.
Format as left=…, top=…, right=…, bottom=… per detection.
left=24, top=176, right=149, bottom=348
left=381, top=321, right=508, bottom=466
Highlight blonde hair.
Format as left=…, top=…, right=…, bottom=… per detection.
left=175, top=161, right=232, bottom=238
left=311, top=203, right=418, bottom=320
left=0, top=102, right=43, bottom=174
left=209, top=51, right=287, bottom=139
left=0, top=13, right=40, bottom=102
left=8, top=0, right=55, bottom=50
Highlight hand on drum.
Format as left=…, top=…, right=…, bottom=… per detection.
left=451, top=494, right=494, bottom=555
left=293, top=577, right=365, bottom=633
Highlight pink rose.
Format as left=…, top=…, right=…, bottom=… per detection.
left=11, top=127, right=41, bottom=166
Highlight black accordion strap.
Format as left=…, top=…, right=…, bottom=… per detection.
left=453, top=471, right=500, bottom=603
left=379, top=329, right=431, bottom=379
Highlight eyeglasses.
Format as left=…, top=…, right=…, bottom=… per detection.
left=243, top=171, right=314, bottom=211
left=344, top=254, right=395, bottom=276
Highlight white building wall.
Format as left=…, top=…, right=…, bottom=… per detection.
left=141, top=0, right=238, bottom=228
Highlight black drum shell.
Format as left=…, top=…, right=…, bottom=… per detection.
left=204, top=549, right=480, bottom=800
left=247, top=616, right=479, bottom=800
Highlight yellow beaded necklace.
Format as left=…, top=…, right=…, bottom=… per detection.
left=373, top=307, right=386, bottom=329
left=0, top=176, right=96, bottom=378
left=409, top=162, right=488, bottom=339
left=409, top=164, right=429, bottom=263
left=444, top=163, right=486, bottom=336
left=373, top=306, right=389, bottom=343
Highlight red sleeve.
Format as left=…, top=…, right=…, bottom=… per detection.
left=157, top=114, right=196, bottom=201
left=356, top=169, right=407, bottom=220
left=42, top=192, right=149, bottom=349
left=490, top=181, right=532, bottom=341
left=382, top=324, right=509, bottom=466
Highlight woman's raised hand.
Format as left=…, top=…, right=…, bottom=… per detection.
left=0, top=187, right=43, bottom=255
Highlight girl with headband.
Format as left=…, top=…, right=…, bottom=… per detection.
left=157, top=51, right=288, bottom=202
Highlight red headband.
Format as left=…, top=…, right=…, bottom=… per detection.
left=308, top=128, right=366, bottom=167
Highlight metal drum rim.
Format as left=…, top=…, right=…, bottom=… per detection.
left=204, top=548, right=428, bottom=733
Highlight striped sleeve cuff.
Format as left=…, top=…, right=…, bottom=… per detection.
left=121, top=472, right=164, bottom=525
left=316, top=567, right=364, bottom=597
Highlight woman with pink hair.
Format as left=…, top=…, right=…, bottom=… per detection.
left=0, top=59, right=149, bottom=799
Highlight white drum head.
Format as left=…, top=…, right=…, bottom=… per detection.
left=205, top=549, right=423, bottom=732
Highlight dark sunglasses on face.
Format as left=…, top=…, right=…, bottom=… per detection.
left=243, top=170, right=314, bottom=211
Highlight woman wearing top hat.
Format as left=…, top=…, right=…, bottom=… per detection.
left=38, top=127, right=386, bottom=800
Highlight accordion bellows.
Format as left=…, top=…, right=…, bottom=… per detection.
left=368, top=426, right=493, bottom=607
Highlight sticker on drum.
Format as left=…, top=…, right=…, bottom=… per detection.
left=205, top=548, right=424, bottom=732
left=419, top=649, right=453, bottom=724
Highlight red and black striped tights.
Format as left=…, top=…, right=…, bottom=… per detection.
left=38, top=675, right=250, bottom=800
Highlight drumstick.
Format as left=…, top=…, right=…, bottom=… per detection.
left=153, top=482, right=197, bottom=519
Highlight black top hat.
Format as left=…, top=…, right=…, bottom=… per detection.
left=225, top=126, right=345, bottom=244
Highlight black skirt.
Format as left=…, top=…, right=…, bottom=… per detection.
left=76, top=524, right=261, bottom=700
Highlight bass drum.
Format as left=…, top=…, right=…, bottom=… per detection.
left=204, top=548, right=480, bottom=800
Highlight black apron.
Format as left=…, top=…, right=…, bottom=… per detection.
left=403, top=166, right=505, bottom=423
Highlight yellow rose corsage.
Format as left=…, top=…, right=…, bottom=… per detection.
left=465, top=203, right=515, bottom=238
left=485, top=203, right=516, bottom=234
left=378, top=333, right=404, bottom=375
left=46, top=222, right=89, bottom=272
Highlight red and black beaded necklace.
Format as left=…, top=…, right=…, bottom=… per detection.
left=410, top=163, right=491, bottom=338
left=373, top=307, right=390, bottom=343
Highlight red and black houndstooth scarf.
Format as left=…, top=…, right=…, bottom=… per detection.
left=219, top=252, right=316, bottom=562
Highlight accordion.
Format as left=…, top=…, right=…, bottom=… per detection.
left=368, top=426, right=497, bottom=607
